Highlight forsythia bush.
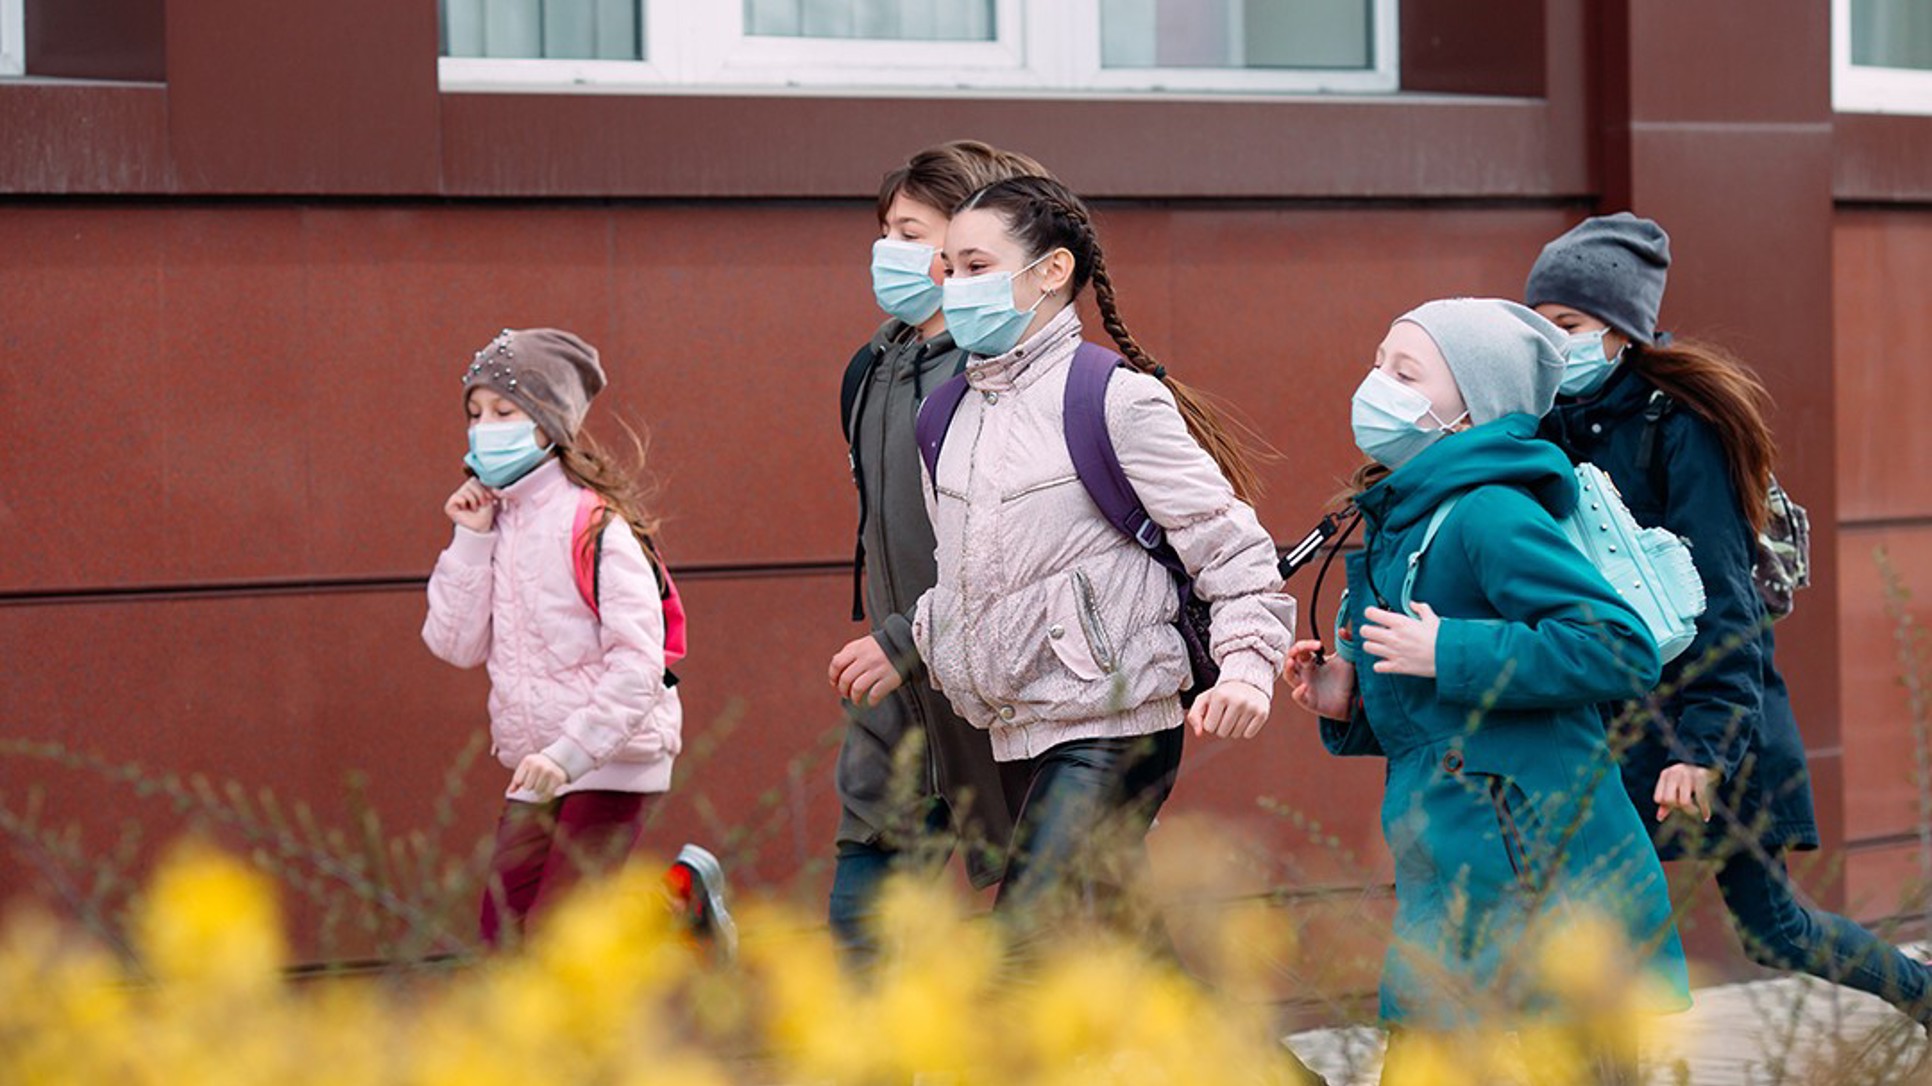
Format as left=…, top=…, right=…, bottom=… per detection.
left=0, top=840, right=1671, bottom=1086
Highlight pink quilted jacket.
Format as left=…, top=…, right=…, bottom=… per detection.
left=913, top=307, right=1297, bottom=761
left=423, top=459, right=681, bottom=794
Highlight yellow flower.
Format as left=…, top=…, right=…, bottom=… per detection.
left=134, top=839, right=284, bottom=992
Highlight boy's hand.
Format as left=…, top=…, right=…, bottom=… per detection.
left=830, top=635, right=903, bottom=707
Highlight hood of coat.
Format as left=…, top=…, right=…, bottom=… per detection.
left=1353, top=412, right=1577, bottom=535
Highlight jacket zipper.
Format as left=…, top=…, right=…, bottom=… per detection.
left=1071, top=569, right=1117, bottom=674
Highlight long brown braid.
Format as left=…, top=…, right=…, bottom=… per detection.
left=956, top=176, right=1263, bottom=502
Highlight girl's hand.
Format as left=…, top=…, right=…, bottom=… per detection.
left=1359, top=604, right=1441, bottom=678
left=1185, top=679, right=1271, bottom=740
left=1287, top=639, right=1355, bottom=718
left=1654, top=763, right=1719, bottom=823
left=445, top=479, right=497, bottom=532
left=509, top=753, right=567, bottom=799
left=830, top=635, right=903, bottom=707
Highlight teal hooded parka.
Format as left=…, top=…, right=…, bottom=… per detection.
left=1322, top=414, right=1691, bottom=1026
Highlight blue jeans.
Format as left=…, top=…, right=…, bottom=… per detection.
left=1717, top=848, right=1932, bottom=1022
left=828, top=801, right=950, bottom=971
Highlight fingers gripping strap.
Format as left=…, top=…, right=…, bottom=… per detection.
left=1401, top=495, right=1462, bottom=618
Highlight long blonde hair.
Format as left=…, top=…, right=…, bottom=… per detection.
left=558, top=419, right=667, bottom=577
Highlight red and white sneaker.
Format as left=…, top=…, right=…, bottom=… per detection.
left=667, top=844, right=738, bottom=965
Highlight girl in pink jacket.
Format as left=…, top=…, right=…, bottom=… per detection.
left=424, top=328, right=723, bottom=950
left=841, top=178, right=1297, bottom=932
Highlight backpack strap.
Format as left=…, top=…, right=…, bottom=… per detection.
left=841, top=342, right=884, bottom=621
left=1399, top=494, right=1463, bottom=617
left=1062, top=342, right=1193, bottom=586
left=571, top=488, right=605, bottom=619
left=839, top=341, right=884, bottom=443
left=1636, top=389, right=1674, bottom=500
left=915, top=371, right=974, bottom=494
left=572, top=489, right=687, bottom=679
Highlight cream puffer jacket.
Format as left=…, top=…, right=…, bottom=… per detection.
left=423, top=459, right=680, bottom=794
left=912, top=307, right=1297, bottom=762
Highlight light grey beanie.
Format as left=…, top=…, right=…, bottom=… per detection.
left=1395, top=298, right=1568, bottom=425
left=1523, top=212, right=1672, bottom=344
left=461, top=328, right=606, bottom=447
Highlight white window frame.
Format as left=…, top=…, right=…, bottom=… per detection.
left=440, top=0, right=1397, bottom=97
left=1834, top=0, right=1932, bottom=115
left=1, top=0, right=25, bottom=77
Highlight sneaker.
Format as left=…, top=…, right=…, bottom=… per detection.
left=668, top=843, right=738, bottom=965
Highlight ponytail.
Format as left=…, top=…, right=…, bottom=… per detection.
left=958, top=176, right=1264, bottom=503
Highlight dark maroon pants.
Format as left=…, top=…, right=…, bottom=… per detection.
left=478, top=789, right=655, bottom=947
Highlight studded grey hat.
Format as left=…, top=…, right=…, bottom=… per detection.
left=461, top=328, right=606, bottom=447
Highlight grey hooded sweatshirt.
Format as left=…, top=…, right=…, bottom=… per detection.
left=837, top=320, right=1027, bottom=888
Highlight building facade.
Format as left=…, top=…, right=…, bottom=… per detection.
left=2, top=0, right=1930, bottom=995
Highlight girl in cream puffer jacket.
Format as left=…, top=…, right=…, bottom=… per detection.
left=844, top=177, right=1296, bottom=928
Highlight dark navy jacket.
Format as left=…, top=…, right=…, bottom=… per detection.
left=1541, top=364, right=1819, bottom=859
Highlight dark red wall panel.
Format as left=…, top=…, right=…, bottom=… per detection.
left=1834, top=210, right=1932, bottom=525
left=0, top=84, right=170, bottom=193
left=163, top=0, right=441, bottom=193
left=0, top=202, right=1577, bottom=593
left=1401, top=0, right=1545, bottom=97
left=25, top=0, right=165, bottom=81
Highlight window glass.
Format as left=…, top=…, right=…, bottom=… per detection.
left=743, top=0, right=995, bottom=41
left=442, top=0, right=643, bottom=60
left=1100, top=0, right=1372, bottom=70
left=1851, top=0, right=1932, bottom=70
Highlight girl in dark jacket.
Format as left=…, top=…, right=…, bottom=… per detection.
left=1527, top=212, right=1932, bottom=1026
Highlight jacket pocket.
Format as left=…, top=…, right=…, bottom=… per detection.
left=1045, top=570, right=1113, bottom=681
left=1469, top=770, right=1543, bottom=895
left=1001, top=473, right=1079, bottom=503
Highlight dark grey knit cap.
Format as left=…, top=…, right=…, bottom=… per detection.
left=1396, top=298, right=1568, bottom=425
left=461, top=328, right=606, bottom=447
left=1524, top=212, right=1671, bottom=344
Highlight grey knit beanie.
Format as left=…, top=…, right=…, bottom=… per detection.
left=1523, top=212, right=1672, bottom=344
left=461, top=328, right=606, bottom=447
left=1395, top=298, right=1568, bottom=425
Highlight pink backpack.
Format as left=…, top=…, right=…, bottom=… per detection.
left=571, top=488, right=688, bottom=669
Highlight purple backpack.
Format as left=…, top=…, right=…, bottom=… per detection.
left=915, top=341, right=1219, bottom=702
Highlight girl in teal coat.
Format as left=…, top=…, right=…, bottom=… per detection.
left=1288, top=298, right=1691, bottom=1038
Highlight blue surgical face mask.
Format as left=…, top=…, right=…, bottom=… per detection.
left=940, top=252, right=1052, bottom=358
left=1559, top=329, right=1621, bottom=397
left=1350, top=369, right=1465, bottom=469
left=871, top=237, right=943, bottom=325
left=464, top=420, right=552, bottom=488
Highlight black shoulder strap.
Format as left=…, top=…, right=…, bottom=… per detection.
left=1637, top=389, right=1674, bottom=502
left=840, top=342, right=884, bottom=443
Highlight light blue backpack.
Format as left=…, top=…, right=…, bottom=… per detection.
left=1402, top=462, right=1706, bottom=663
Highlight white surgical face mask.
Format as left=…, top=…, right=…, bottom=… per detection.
left=1350, top=369, right=1464, bottom=469
left=1558, top=329, right=1621, bottom=397
left=939, top=252, right=1052, bottom=357
left=870, top=237, right=943, bottom=325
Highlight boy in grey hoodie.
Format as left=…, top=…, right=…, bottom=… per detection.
left=826, top=141, right=1051, bottom=966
